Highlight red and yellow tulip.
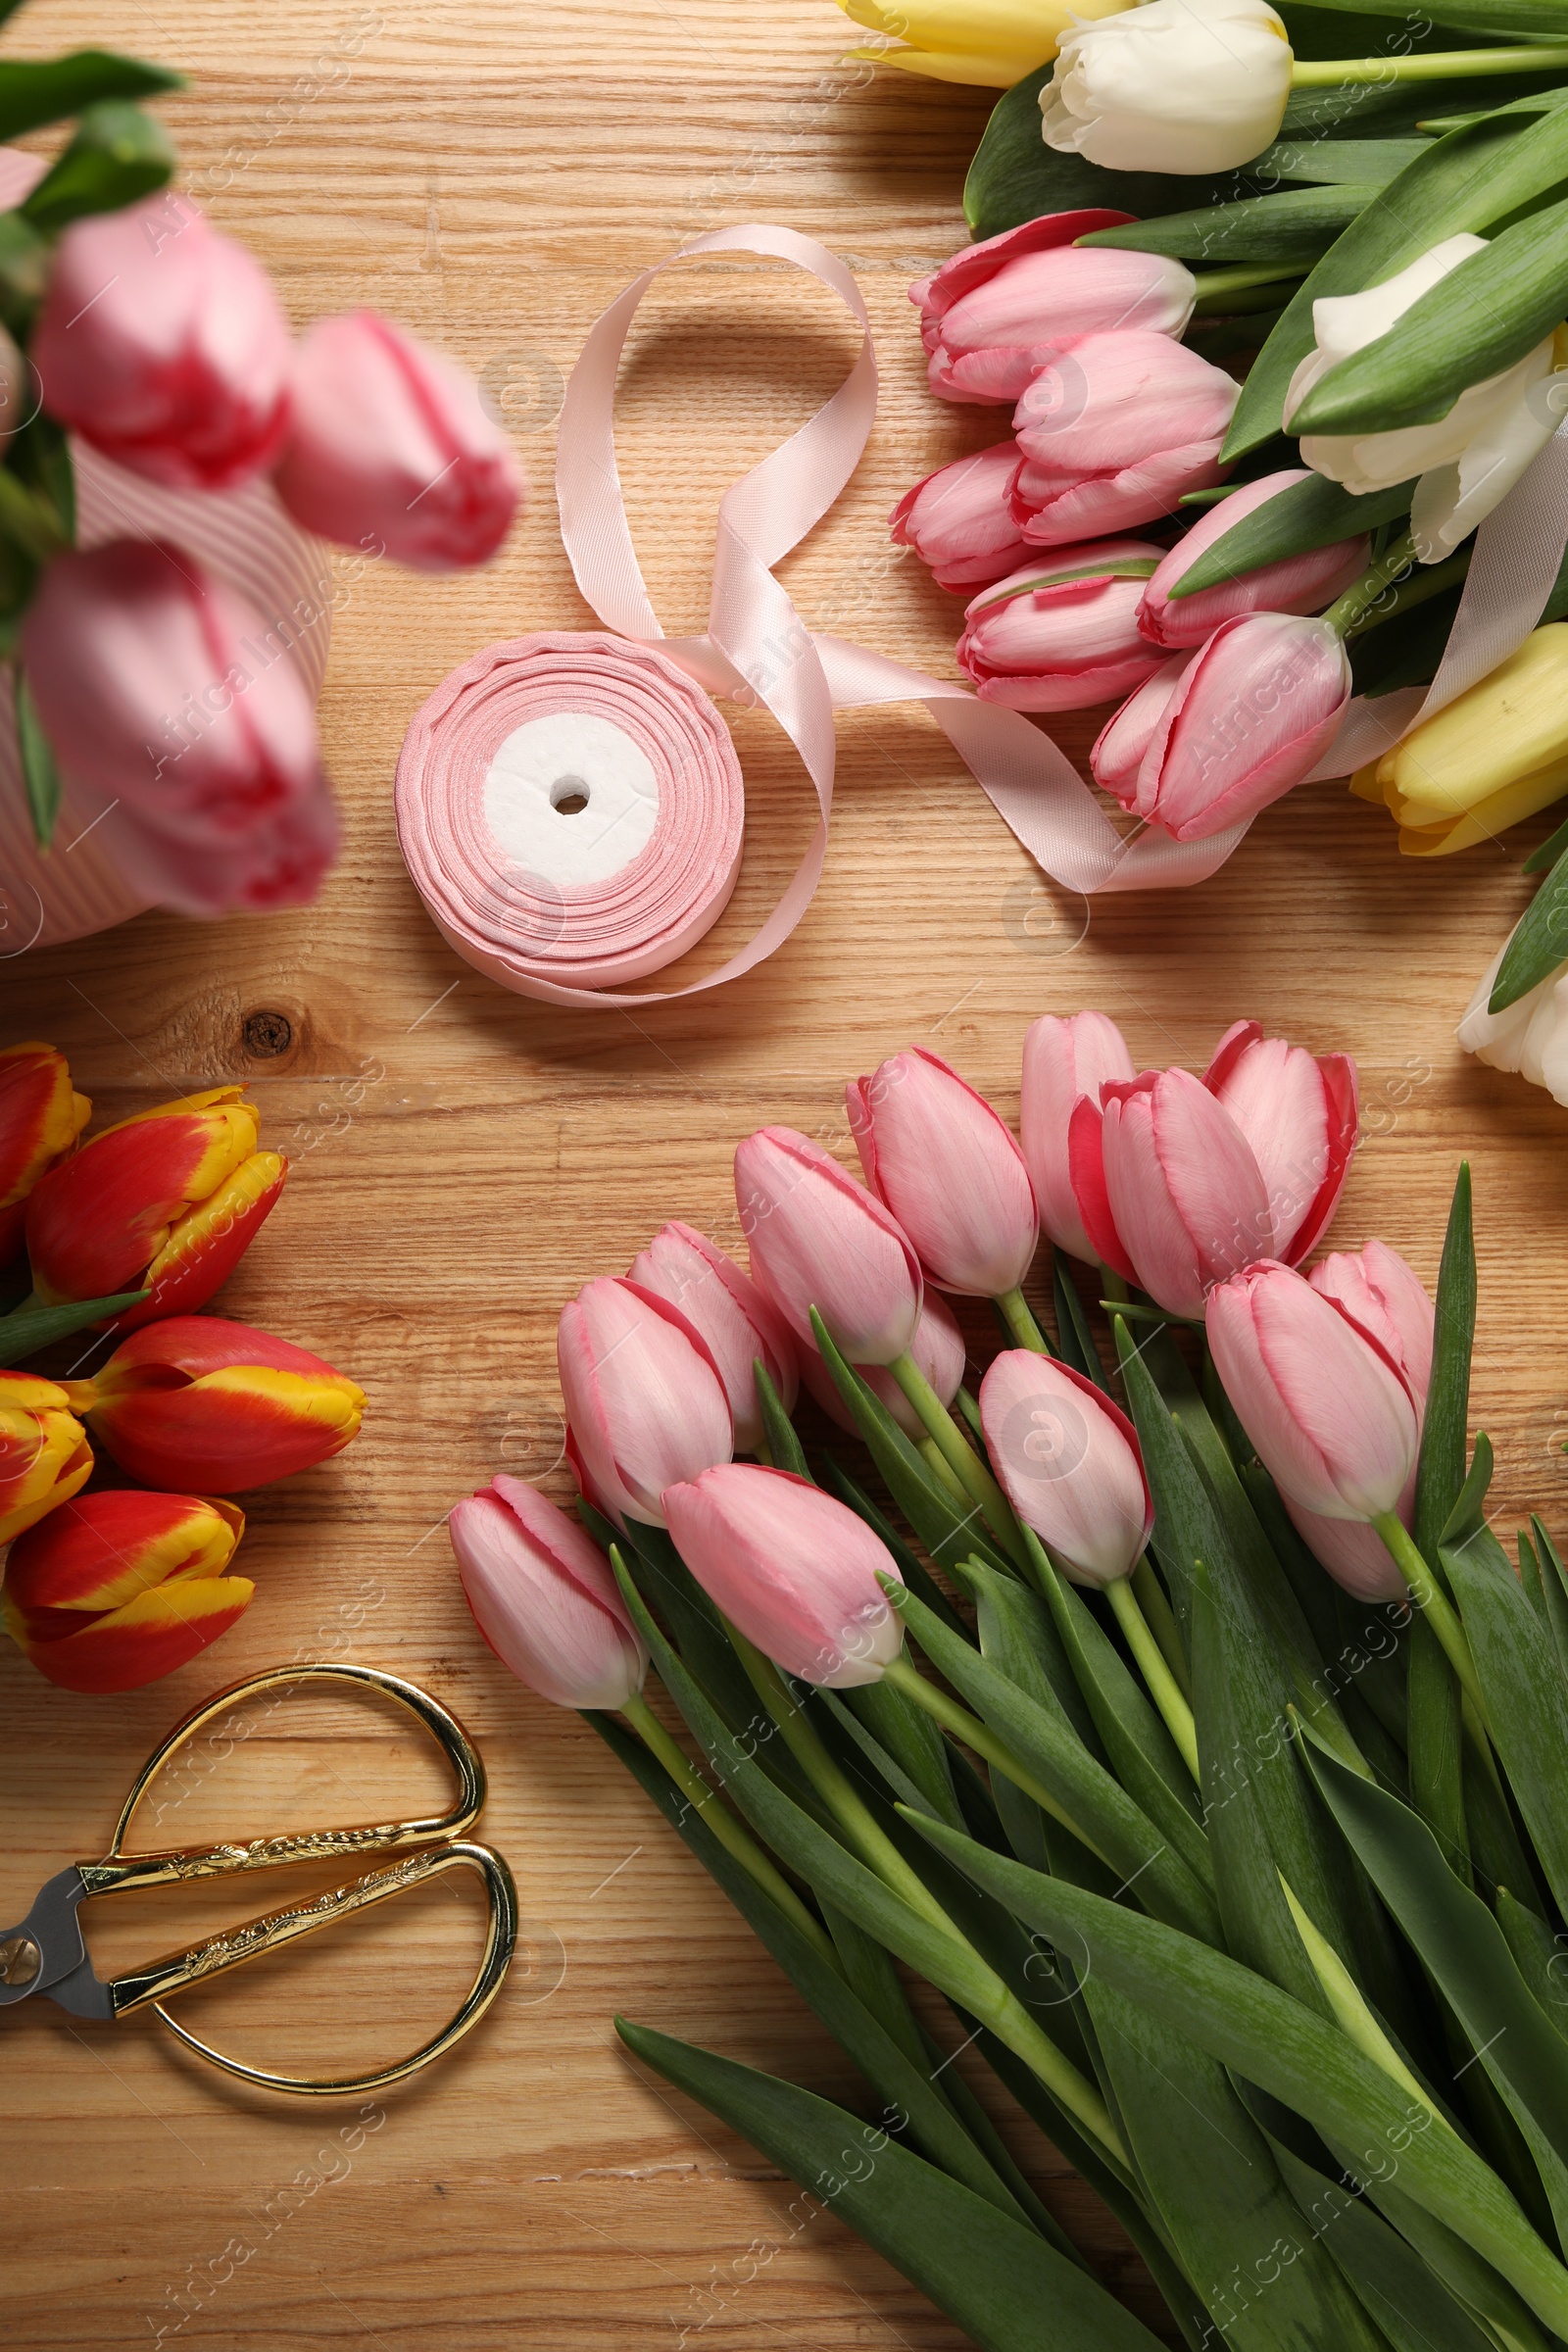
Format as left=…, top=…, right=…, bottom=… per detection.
left=2, top=1491, right=253, bottom=1692
left=0, top=1043, right=90, bottom=1267
left=24, top=1084, right=285, bottom=1330
left=73, top=1314, right=366, bottom=1493
left=0, top=1370, right=92, bottom=1543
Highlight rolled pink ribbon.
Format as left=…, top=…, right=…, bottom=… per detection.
left=395, top=631, right=745, bottom=992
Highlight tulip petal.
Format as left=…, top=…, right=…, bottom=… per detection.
left=121, top=1151, right=287, bottom=1330
left=1065, top=1096, right=1138, bottom=1282
left=4, top=1574, right=256, bottom=1693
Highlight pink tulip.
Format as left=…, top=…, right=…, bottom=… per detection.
left=736, top=1128, right=921, bottom=1366
left=889, top=441, right=1034, bottom=592
left=273, top=312, right=522, bottom=571
left=1068, top=1068, right=1274, bottom=1314
left=1139, top=471, right=1368, bottom=649
left=1284, top=1242, right=1434, bottom=1601
left=979, top=1351, right=1152, bottom=1586
left=800, top=1290, right=967, bottom=1441
left=31, top=195, right=291, bottom=491
left=100, top=778, right=340, bottom=919
left=451, top=1474, right=648, bottom=1708
left=911, top=215, right=1195, bottom=406
left=557, top=1277, right=733, bottom=1527
left=1203, top=1020, right=1357, bottom=1266
left=662, top=1463, right=905, bottom=1688
left=20, top=540, right=325, bottom=850
left=848, top=1049, right=1037, bottom=1296
left=1011, top=332, right=1238, bottom=546
left=1091, top=656, right=1190, bottom=802
left=1110, top=612, right=1351, bottom=841
left=956, top=542, right=1170, bottom=711
left=628, top=1221, right=798, bottom=1455
left=1205, top=1261, right=1420, bottom=1524
left=1020, top=1010, right=1136, bottom=1262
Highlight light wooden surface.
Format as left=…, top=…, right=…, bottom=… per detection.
left=2, top=4, right=1564, bottom=2345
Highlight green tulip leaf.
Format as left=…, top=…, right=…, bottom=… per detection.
left=1414, top=1163, right=1476, bottom=1562
left=1523, top=802, right=1568, bottom=870
left=969, top=1551, right=1102, bottom=1753
left=816, top=1456, right=970, bottom=1639
left=1496, top=1890, right=1568, bottom=2050
left=753, top=1357, right=810, bottom=1479
left=1490, top=854, right=1568, bottom=1008
left=1283, top=0, right=1568, bottom=33
left=14, top=668, right=60, bottom=851
left=1082, top=182, right=1380, bottom=267
left=1050, top=1248, right=1112, bottom=1395
left=0, top=51, right=181, bottom=145
left=0, top=1287, right=148, bottom=1364
left=1528, top=1515, right=1568, bottom=1692
left=615, top=2020, right=1167, bottom=2352
left=1169, top=472, right=1417, bottom=600
left=1250, top=134, right=1436, bottom=184
left=22, top=100, right=174, bottom=232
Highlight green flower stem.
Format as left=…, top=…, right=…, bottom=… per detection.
left=996, top=1286, right=1050, bottom=1354
left=1371, top=1511, right=1492, bottom=1734
left=888, top=1348, right=1032, bottom=1573
left=1346, top=547, right=1471, bottom=639
left=1106, top=1575, right=1200, bottom=1783
left=1189, top=262, right=1305, bottom=309
left=1293, top=43, right=1568, bottom=81
left=620, top=1690, right=840, bottom=1972
left=1132, top=1557, right=1192, bottom=1705
left=1323, top=530, right=1419, bottom=639
left=917, top=1434, right=971, bottom=1509
left=731, top=1633, right=1127, bottom=2165
left=880, top=1652, right=1108, bottom=1862
left=1280, top=1875, right=1454, bottom=2129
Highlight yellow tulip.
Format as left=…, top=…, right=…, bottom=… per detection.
left=1352, top=622, right=1568, bottom=857
left=838, top=0, right=1136, bottom=87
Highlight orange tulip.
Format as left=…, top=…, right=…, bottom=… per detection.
left=2, top=1490, right=252, bottom=1692
left=74, top=1314, right=365, bottom=1493
left=24, top=1084, right=285, bottom=1330
left=0, top=1370, right=92, bottom=1543
left=0, top=1043, right=90, bottom=1267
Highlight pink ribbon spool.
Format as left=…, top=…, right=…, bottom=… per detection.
left=395, top=631, right=745, bottom=991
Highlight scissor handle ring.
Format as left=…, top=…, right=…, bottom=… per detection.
left=150, top=1840, right=519, bottom=2098
left=109, top=1660, right=486, bottom=1858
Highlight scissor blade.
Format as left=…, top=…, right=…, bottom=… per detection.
left=0, top=1867, right=96, bottom=2008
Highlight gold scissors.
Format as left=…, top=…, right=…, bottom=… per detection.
left=0, top=1661, right=518, bottom=2097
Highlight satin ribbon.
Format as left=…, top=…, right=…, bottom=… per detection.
left=399, top=223, right=1244, bottom=1011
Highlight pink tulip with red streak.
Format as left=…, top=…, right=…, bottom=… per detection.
left=911, top=214, right=1194, bottom=406
left=979, top=1351, right=1152, bottom=1586
left=736, top=1128, right=922, bottom=1366
left=31, top=195, right=291, bottom=491
left=1205, top=1261, right=1420, bottom=1524
left=628, top=1221, right=797, bottom=1455
left=274, top=312, right=522, bottom=571
left=1286, top=1244, right=1434, bottom=1599
left=450, top=1474, right=648, bottom=1708
left=1020, top=1010, right=1135, bottom=1263
left=1138, top=470, right=1368, bottom=649
left=1109, top=612, right=1351, bottom=841
left=956, top=542, right=1169, bottom=711
left=1203, top=1019, right=1357, bottom=1266
left=848, top=1048, right=1037, bottom=1296
left=889, top=442, right=1034, bottom=592
left=800, top=1291, right=967, bottom=1442
left=1091, top=656, right=1190, bottom=802
left=662, top=1464, right=905, bottom=1688
left=1011, top=332, right=1237, bottom=547
left=558, top=1277, right=732, bottom=1528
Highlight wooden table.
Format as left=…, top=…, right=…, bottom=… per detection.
left=2, top=3, right=1563, bottom=2344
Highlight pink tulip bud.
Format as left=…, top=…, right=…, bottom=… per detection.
left=847, top=1048, right=1037, bottom=1295
left=31, top=194, right=291, bottom=491
left=97, top=782, right=340, bottom=919
left=1020, top=1010, right=1135, bottom=1262
left=557, top=1277, right=733, bottom=1527
left=451, top=1475, right=648, bottom=1708
left=1069, top=1067, right=1273, bottom=1315
left=799, top=1290, right=967, bottom=1441
left=273, top=312, right=522, bottom=571
left=628, top=1221, right=798, bottom=1454
left=662, top=1463, right=905, bottom=1688
left=1204, top=1020, right=1357, bottom=1266
left=911, top=215, right=1195, bottom=406
left=979, top=1351, right=1152, bottom=1586
left=1090, top=656, right=1189, bottom=802
left=1207, top=1260, right=1420, bottom=1528
left=1139, top=470, right=1369, bottom=649
left=956, top=542, right=1170, bottom=710
left=1110, top=612, right=1351, bottom=841
left=736, top=1128, right=922, bottom=1366
left=1011, top=332, right=1237, bottom=546
left=20, top=540, right=326, bottom=858
left=889, top=441, right=1034, bottom=592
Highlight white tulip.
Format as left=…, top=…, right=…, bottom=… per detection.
left=1458, top=940, right=1568, bottom=1106
left=1040, top=0, right=1294, bottom=175
left=1285, top=234, right=1567, bottom=562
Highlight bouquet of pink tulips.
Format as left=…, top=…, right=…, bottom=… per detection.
left=0, top=5, right=519, bottom=916
left=451, top=1020, right=1568, bottom=2351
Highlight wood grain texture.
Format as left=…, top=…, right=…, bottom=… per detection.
left=1, top=3, right=1564, bottom=2345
